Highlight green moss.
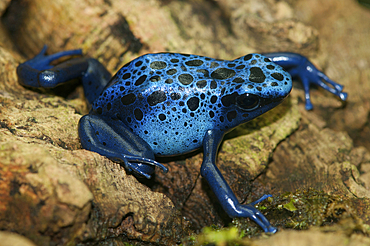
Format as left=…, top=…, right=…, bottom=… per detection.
left=275, top=189, right=351, bottom=229
left=283, top=198, right=298, bottom=212
left=195, top=226, right=250, bottom=246
left=230, top=189, right=370, bottom=238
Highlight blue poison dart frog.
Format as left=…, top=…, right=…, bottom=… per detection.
left=17, top=46, right=347, bottom=233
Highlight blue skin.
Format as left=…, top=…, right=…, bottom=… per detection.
left=17, top=46, right=347, bottom=233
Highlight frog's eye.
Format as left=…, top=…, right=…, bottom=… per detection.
left=236, top=93, right=260, bottom=111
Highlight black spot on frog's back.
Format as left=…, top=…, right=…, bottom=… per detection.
left=134, top=108, right=143, bottom=121
left=135, top=61, right=143, bottom=67
left=196, top=80, right=207, bottom=88
left=187, top=97, right=200, bottom=111
left=249, top=67, right=266, bottom=83
left=232, top=77, right=244, bottom=83
left=158, top=113, right=166, bottom=121
left=122, top=73, right=131, bottom=79
left=150, top=61, right=167, bottom=70
left=135, top=75, right=147, bottom=86
left=147, top=90, right=167, bottom=106
left=211, top=68, right=236, bottom=80
left=121, top=93, right=136, bottom=105
left=271, top=72, right=284, bottom=81
left=244, top=54, right=253, bottom=61
left=166, top=69, right=177, bottom=75
left=185, top=59, right=204, bottom=66
left=178, top=74, right=194, bottom=85
left=150, top=75, right=161, bottom=82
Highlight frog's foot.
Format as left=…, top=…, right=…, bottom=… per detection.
left=23, top=45, right=82, bottom=70
left=263, top=53, right=347, bottom=110
left=287, top=58, right=347, bottom=110
left=118, top=156, right=168, bottom=179
left=17, top=46, right=111, bottom=104
left=17, top=45, right=86, bottom=88
left=236, top=201, right=277, bottom=233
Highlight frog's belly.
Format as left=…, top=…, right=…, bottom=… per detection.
left=131, top=113, right=212, bottom=156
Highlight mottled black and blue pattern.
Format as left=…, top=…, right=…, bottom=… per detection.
left=92, top=53, right=291, bottom=156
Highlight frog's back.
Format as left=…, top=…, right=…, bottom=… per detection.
left=92, top=53, right=291, bottom=156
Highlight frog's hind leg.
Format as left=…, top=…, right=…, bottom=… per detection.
left=78, top=114, right=168, bottom=179
left=17, top=46, right=112, bottom=105
left=200, top=129, right=277, bottom=233
left=80, top=58, right=112, bottom=105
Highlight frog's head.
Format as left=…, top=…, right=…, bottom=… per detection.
left=219, top=54, right=292, bottom=127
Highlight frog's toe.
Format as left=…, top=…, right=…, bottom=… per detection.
left=265, top=225, right=277, bottom=233
left=332, top=89, right=348, bottom=101
left=256, top=213, right=277, bottom=234
left=305, top=97, right=314, bottom=111
left=130, top=164, right=153, bottom=179
left=340, top=92, right=348, bottom=101
left=125, top=156, right=168, bottom=173
left=333, top=83, right=344, bottom=92
left=249, top=194, right=272, bottom=206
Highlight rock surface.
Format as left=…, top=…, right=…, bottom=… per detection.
left=0, top=0, right=369, bottom=245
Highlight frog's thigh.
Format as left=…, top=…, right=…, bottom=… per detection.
left=78, top=114, right=155, bottom=161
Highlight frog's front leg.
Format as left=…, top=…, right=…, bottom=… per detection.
left=17, top=46, right=111, bottom=104
left=263, top=52, right=348, bottom=110
left=201, top=129, right=276, bottom=233
left=78, top=114, right=168, bottom=179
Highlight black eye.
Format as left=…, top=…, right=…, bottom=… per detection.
left=236, top=94, right=260, bottom=111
